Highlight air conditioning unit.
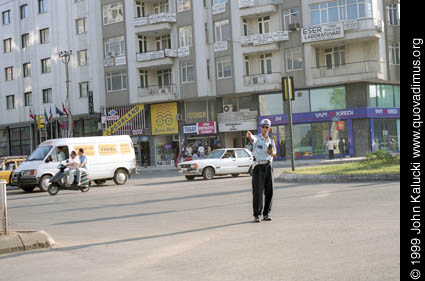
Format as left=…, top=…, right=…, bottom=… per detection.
left=107, top=51, right=115, bottom=57
left=288, top=23, right=300, bottom=30
left=223, top=104, right=233, bottom=112
left=252, top=77, right=258, bottom=84
left=158, top=88, right=169, bottom=94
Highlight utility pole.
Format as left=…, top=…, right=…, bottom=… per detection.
left=283, top=76, right=296, bottom=171
left=59, top=50, right=73, bottom=137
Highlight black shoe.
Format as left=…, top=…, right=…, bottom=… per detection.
left=263, top=215, right=272, bottom=221
left=254, top=216, right=261, bottom=223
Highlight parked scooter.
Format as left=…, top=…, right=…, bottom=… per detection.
left=48, top=163, right=90, bottom=195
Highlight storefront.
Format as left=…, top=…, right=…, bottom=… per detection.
left=217, top=111, right=258, bottom=148
left=183, top=122, right=219, bottom=152
left=151, top=102, right=179, bottom=166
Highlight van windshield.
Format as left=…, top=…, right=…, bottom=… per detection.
left=28, top=146, right=53, bottom=161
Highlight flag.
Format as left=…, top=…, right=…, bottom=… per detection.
left=62, top=103, right=69, bottom=118
left=29, top=108, right=35, bottom=120
left=49, top=107, right=53, bottom=121
left=44, top=108, right=49, bottom=123
left=56, top=106, right=65, bottom=116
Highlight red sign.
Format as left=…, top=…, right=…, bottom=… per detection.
left=337, top=121, right=345, bottom=130
left=197, top=122, right=216, bottom=135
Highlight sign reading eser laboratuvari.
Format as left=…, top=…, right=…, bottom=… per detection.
left=301, top=23, right=344, bottom=43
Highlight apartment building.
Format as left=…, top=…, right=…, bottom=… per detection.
left=0, top=0, right=400, bottom=166
left=0, top=0, right=105, bottom=156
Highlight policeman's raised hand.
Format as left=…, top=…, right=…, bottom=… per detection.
left=246, top=131, right=253, bottom=139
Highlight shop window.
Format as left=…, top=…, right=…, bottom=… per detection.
left=374, top=118, right=399, bottom=151
left=289, top=90, right=310, bottom=114
left=278, top=126, right=286, bottom=158
left=330, top=121, right=348, bottom=155
left=259, top=93, right=284, bottom=116
left=394, top=85, right=400, bottom=107
left=310, top=86, right=346, bottom=112
left=238, top=95, right=257, bottom=112
left=156, top=135, right=177, bottom=166
left=293, top=124, right=312, bottom=157
left=312, top=122, right=329, bottom=156
left=377, top=84, right=394, bottom=107
left=186, top=101, right=207, bottom=123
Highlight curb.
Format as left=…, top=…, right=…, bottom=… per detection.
left=276, top=173, right=400, bottom=182
left=0, top=231, right=55, bottom=255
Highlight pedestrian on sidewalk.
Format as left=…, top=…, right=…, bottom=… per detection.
left=246, top=118, right=276, bottom=223
left=325, top=137, right=335, bottom=160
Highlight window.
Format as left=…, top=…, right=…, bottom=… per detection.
left=138, top=35, right=147, bottom=53
left=23, top=63, right=31, bottom=77
left=106, top=71, right=127, bottom=92
left=103, top=2, right=123, bottom=25
left=40, top=28, right=49, bottom=44
left=243, top=19, right=248, bottom=36
left=325, top=46, right=345, bottom=69
left=207, top=59, right=210, bottom=79
left=310, top=0, right=372, bottom=25
left=394, top=85, right=400, bottom=107
left=181, top=62, right=195, bottom=83
left=386, top=3, right=399, bottom=26
left=244, top=56, right=250, bottom=76
left=389, top=42, right=400, bottom=65
left=179, top=25, right=192, bottom=47
left=215, top=19, right=230, bottom=42
left=5, top=67, right=13, bottom=81
left=236, top=150, right=250, bottom=158
left=22, top=33, right=30, bottom=48
left=2, top=10, right=10, bottom=25
left=76, top=18, right=86, bottom=34
left=4, top=38, right=12, bottom=53
left=157, top=69, right=172, bottom=87
left=78, top=50, right=88, bottom=66
left=293, top=124, right=313, bottom=157
left=260, top=54, right=272, bottom=74
left=39, top=0, right=48, bottom=13
left=135, top=0, right=145, bottom=18
left=290, top=90, right=310, bottom=113
left=6, top=95, right=15, bottom=110
left=371, top=84, right=395, bottom=107
left=25, top=92, right=32, bottom=106
left=42, top=88, right=53, bottom=103
left=154, top=1, right=169, bottom=14
left=104, top=36, right=125, bottom=57
left=258, top=16, right=270, bottom=34
left=79, top=82, right=89, bottom=98
left=286, top=47, right=303, bottom=71
left=216, top=56, right=232, bottom=79
left=139, top=69, right=148, bottom=88
left=20, top=4, right=28, bottom=19
left=177, top=0, right=191, bottom=12
left=259, top=93, right=284, bottom=116
left=283, top=8, right=300, bottom=30
left=155, top=35, right=171, bottom=50
left=310, top=86, right=346, bottom=111
left=41, top=58, right=51, bottom=73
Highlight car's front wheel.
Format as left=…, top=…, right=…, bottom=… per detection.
left=202, top=167, right=214, bottom=180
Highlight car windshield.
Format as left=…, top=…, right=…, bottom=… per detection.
left=207, top=150, right=225, bottom=159
left=28, top=145, right=53, bottom=161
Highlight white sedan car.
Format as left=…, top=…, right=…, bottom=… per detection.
left=177, top=148, right=254, bottom=180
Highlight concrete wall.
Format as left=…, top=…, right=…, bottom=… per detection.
left=352, top=119, right=371, bottom=156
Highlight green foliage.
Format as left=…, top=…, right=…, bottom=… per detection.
left=364, top=150, right=396, bottom=162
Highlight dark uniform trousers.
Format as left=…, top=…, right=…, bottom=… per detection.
left=252, top=163, right=273, bottom=217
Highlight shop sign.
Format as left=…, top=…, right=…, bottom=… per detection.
left=104, top=104, right=145, bottom=136
left=151, top=102, right=178, bottom=135
left=218, top=121, right=257, bottom=132
left=187, top=111, right=207, bottom=120
left=178, top=46, right=190, bottom=57
left=212, top=3, right=226, bottom=15
left=164, top=48, right=178, bottom=57
left=337, top=121, right=345, bottom=130
left=301, top=23, right=344, bottom=43
left=98, top=144, right=118, bottom=155
left=343, top=20, right=359, bottom=30
left=242, top=31, right=289, bottom=46
left=131, top=129, right=145, bottom=135
left=238, top=0, right=255, bottom=8
left=106, top=109, right=120, bottom=121
left=115, top=55, right=126, bottom=66
left=149, top=13, right=176, bottom=24
left=88, top=91, right=94, bottom=117
left=198, top=122, right=216, bottom=135
left=104, top=58, right=114, bottom=67
left=184, top=125, right=197, bottom=134
left=214, top=41, right=228, bottom=52
left=134, top=17, right=148, bottom=26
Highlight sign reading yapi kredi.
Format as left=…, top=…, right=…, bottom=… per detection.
left=301, top=23, right=344, bottom=43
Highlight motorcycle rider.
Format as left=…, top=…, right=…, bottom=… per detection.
left=66, top=151, right=80, bottom=185
left=76, top=148, right=88, bottom=186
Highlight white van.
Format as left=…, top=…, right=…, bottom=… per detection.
left=13, top=136, right=137, bottom=192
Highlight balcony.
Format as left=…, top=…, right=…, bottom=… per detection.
left=241, top=31, right=288, bottom=54
left=136, top=49, right=177, bottom=68
left=239, top=0, right=282, bottom=17
left=133, top=13, right=176, bottom=34
left=138, top=84, right=177, bottom=102
left=243, top=73, right=282, bottom=92
left=310, top=60, right=385, bottom=85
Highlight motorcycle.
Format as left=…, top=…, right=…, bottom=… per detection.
left=48, top=163, right=90, bottom=195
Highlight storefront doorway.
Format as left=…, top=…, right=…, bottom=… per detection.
left=373, top=119, right=400, bottom=152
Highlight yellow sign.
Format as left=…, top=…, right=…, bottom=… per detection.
left=98, top=144, right=118, bottom=155
left=74, top=145, right=95, bottom=156
left=120, top=143, right=131, bottom=154
left=151, top=102, right=178, bottom=135
left=103, top=104, right=145, bottom=136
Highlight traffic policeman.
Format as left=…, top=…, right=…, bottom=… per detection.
left=246, top=118, right=276, bottom=223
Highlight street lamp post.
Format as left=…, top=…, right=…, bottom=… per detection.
left=59, top=50, right=73, bottom=138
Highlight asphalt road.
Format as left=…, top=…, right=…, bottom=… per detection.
left=1, top=169, right=399, bottom=281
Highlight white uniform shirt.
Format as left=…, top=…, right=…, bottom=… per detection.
left=251, top=134, right=276, bottom=162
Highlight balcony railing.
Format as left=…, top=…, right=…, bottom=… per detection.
left=241, top=31, right=288, bottom=46
left=311, top=60, right=385, bottom=79
left=138, top=84, right=177, bottom=97
left=133, top=13, right=176, bottom=27
left=239, top=0, right=283, bottom=9
left=343, top=18, right=383, bottom=32
left=136, top=49, right=177, bottom=62
left=243, top=73, right=281, bottom=86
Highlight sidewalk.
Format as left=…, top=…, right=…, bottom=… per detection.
left=136, top=156, right=366, bottom=173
